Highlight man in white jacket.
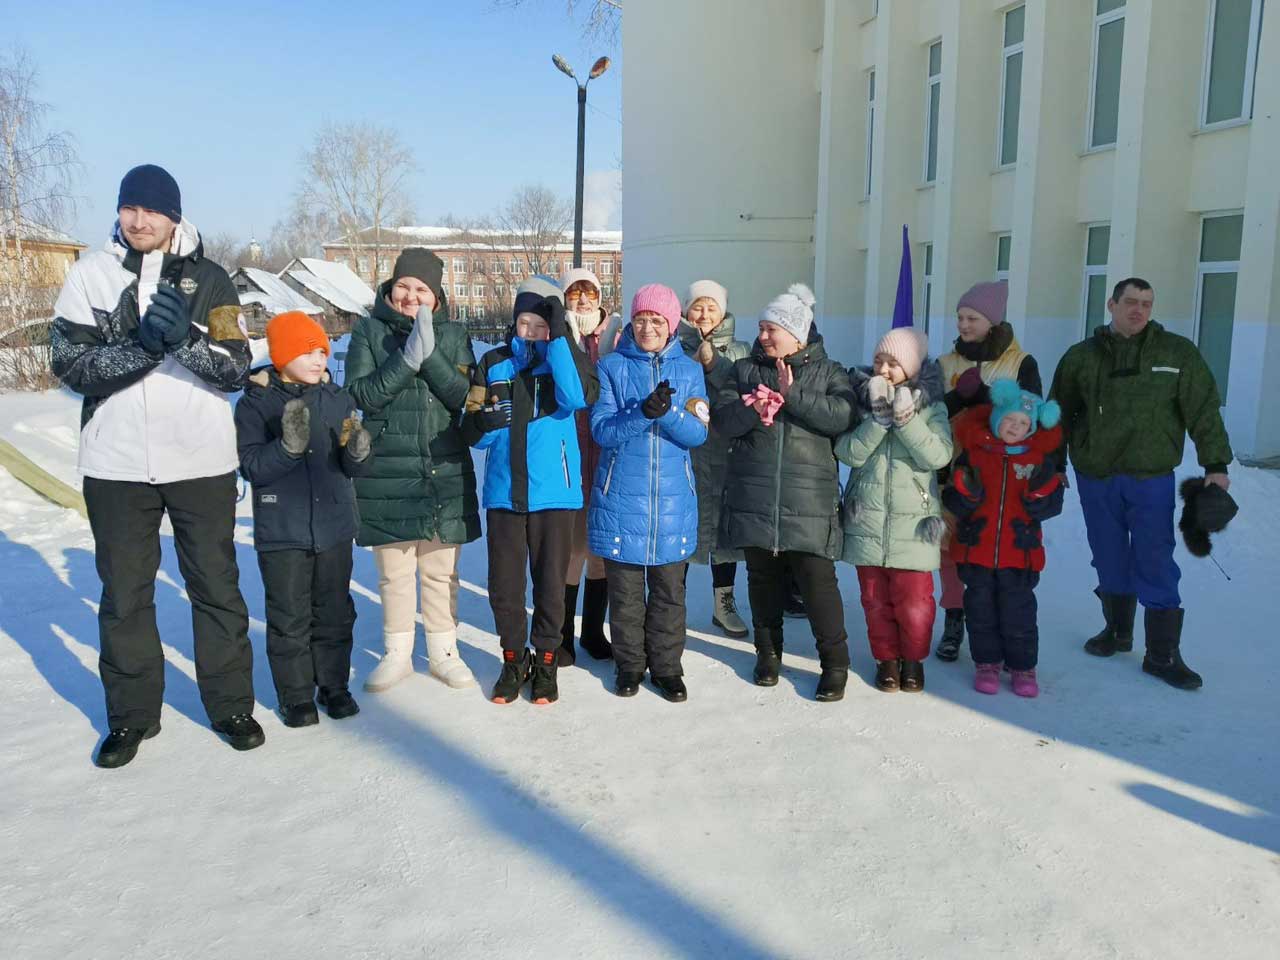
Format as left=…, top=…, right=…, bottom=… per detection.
left=50, top=164, right=263, bottom=767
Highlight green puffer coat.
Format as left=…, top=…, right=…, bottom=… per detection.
left=344, top=286, right=481, bottom=547
left=835, top=362, right=953, bottom=571
left=712, top=333, right=855, bottom=559
left=677, top=315, right=751, bottom=565
left=1049, top=321, right=1233, bottom=479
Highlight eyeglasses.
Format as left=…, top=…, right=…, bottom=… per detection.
left=632, top=317, right=668, bottom=330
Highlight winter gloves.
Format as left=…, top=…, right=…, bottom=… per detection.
left=892, top=385, right=920, bottom=427
left=867, top=375, right=894, bottom=428
left=402, top=305, right=435, bottom=371
left=281, top=398, right=310, bottom=456
left=139, top=285, right=191, bottom=355
left=540, top=297, right=570, bottom=341
left=476, top=395, right=513, bottom=432
left=741, top=383, right=785, bottom=426
left=943, top=464, right=984, bottom=518
left=340, top=415, right=372, bottom=462
left=1022, top=462, right=1065, bottom=522
left=642, top=380, right=674, bottom=420
left=1178, top=476, right=1239, bottom=557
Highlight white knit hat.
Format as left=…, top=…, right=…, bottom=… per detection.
left=686, top=279, right=728, bottom=316
left=760, top=283, right=816, bottom=344
left=560, top=267, right=602, bottom=299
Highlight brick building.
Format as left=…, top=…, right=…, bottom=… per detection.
left=323, top=226, right=623, bottom=341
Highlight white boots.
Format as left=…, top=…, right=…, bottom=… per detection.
left=426, top=631, right=477, bottom=688
left=364, top=631, right=416, bottom=691
left=712, top=586, right=749, bottom=638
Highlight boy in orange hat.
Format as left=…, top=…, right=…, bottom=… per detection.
left=234, top=311, right=374, bottom=727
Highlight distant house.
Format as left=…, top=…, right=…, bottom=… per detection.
left=230, top=267, right=326, bottom=335
left=1, top=221, right=88, bottom=322
left=278, top=258, right=374, bottom=335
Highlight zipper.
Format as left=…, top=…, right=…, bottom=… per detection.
left=881, top=437, right=893, bottom=566
left=912, top=477, right=930, bottom=509
left=649, top=353, right=662, bottom=564
left=772, top=417, right=785, bottom=555
left=603, top=452, right=617, bottom=494
left=994, top=453, right=1010, bottom=568
left=560, top=439, right=571, bottom=488
left=684, top=457, right=695, bottom=493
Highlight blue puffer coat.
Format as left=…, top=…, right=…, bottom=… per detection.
left=588, top=327, right=709, bottom=566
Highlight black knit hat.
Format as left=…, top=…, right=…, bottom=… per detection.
left=117, top=164, right=182, bottom=223
left=390, top=247, right=444, bottom=304
left=1178, top=477, right=1239, bottom=557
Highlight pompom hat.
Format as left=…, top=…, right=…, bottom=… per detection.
left=988, top=378, right=1061, bottom=439
left=760, top=283, right=816, bottom=345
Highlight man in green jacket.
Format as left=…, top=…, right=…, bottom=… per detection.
left=1050, top=277, right=1233, bottom=691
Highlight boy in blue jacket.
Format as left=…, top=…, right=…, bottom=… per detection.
left=461, top=277, right=599, bottom=706
left=234, top=311, right=372, bottom=727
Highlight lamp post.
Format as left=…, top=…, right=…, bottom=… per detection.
left=553, top=53, right=611, bottom=269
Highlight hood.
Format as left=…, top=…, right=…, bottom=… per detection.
left=677, top=312, right=739, bottom=352
left=850, top=357, right=945, bottom=414
left=107, top=216, right=203, bottom=261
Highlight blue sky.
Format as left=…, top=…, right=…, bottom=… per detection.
left=8, top=0, right=622, bottom=246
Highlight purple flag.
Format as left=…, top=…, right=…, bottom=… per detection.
left=892, top=224, right=913, bottom=329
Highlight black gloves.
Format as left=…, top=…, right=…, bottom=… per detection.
left=139, top=284, right=191, bottom=355
left=477, top=396, right=513, bottom=432
left=642, top=380, right=673, bottom=420
left=541, top=297, right=570, bottom=341
left=943, top=463, right=984, bottom=518
left=1022, top=462, right=1064, bottom=522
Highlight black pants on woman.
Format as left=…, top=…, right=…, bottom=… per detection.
left=604, top=559, right=687, bottom=677
left=744, top=548, right=850, bottom=668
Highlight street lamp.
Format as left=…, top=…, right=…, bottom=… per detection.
left=552, top=53, right=612, bottom=269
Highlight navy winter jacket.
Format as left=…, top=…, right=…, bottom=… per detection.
left=234, top=370, right=370, bottom=553
left=588, top=327, right=709, bottom=566
left=460, top=332, right=598, bottom=512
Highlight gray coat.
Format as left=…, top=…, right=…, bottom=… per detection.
left=677, top=315, right=751, bottom=565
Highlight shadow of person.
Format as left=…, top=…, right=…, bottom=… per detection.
left=1125, top=782, right=1280, bottom=855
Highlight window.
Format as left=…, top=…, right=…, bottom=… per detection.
left=546, top=259, right=559, bottom=275
left=924, top=42, right=942, bottom=183
left=1088, top=1, right=1125, bottom=149
left=999, top=6, right=1025, bottom=166
left=600, top=260, right=613, bottom=276
left=1081, top=223, right=1111, bottom=335
left=509, top=259, right=521, bottom=273
left=454, top=283, right=466, bottom=299
left=920, top=242, right=934, bottom=335
left=1202, top=0, right=1265, bottom=126
left=995, top=234, right=1012, bottom=281
left=473, top=284, right=485, bottom=298
left=602, top=283, right=615, bottom=300
left=495, top=283, right=507, bottom=299
left=471, top=260, right=483, bottom=274
left=453, top=258, right=465, bottom=274
left=1195, top=213, right=1243, bottom=398
left=458, top=305, right=468, bottom=321
left=865, top=69, right=877, bottom=196
left=357, top=257, right=369, bottom=275
left=582, top=260, right=595, bottom=272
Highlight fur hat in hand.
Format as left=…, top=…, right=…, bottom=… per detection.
left=1178, top=477, right=1239, bottom=557
left=761, top=283, right=816, bottom=345
left=988, top=378, right=1060, bottom=439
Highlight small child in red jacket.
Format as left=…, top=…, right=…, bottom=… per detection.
left=943, top=379, right=1063, bottom=697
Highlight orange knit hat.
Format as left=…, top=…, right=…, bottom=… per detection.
left=266, top=311, right=330, bottom=371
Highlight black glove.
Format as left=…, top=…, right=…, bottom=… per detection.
left=477, top=396, right=513, bottom=432
left=943, top=463, right=984, bottom=518
left=641, top=380, right=673, bottom=420
left=540, top=297, right=570, bottom=341
left=141, top=284, right=192, bottom=352
left=1022, top=462, right=1064, bottom=522
left=281, top=398, right=311, bottom=456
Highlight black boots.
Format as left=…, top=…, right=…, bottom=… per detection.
left=531, top=649, right=559, bottom=704
left=558, top=583, right=579, bottom=666
left=935, top=609, right=965, bottom=662
left=280, top=702, right=320, bottom=728
left=752, top=630, right=783, bottom=686
left=651, top=674, right=688, bottom=702
left=491, top=649, right=531, bottom=704
left=318, top=688, right=360, bottom=719
left=615, top=671, right=643, bottom=697
left=899, top=660, right=924, bottom=693
left=1142, top=608, right=1203, bottom=690
left=1084, top=590, right=1138, bottom=656
left=94, top=723, right=161, bottom=768
left=579, top=578, right=613, bottom=661
left=815, top=667, right=848, bottom=702
left=212, top=715, right=266, bottom=751
left=875, top=659, right=901, bottom=692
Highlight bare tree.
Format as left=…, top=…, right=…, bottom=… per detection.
left=495, top=184, right=572, bottom=276
left=265, top=198, right=336, bottom=269
left=296, top=121, right=416, bottom=288
left=494, top=0, right=621, bottom=45
left=0, top=46, right=81, bottom=389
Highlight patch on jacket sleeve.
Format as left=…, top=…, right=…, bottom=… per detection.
left=1151, top=366, right=1180, bottom=374
left=465, top=384, right=488, bottom=413
left=456, top=363, right=472, bottom=378
left=686, top=397, right=711, bottom=424
left=260, top=494, right=278, bottom=504
left=207, top=305, right=248, bottom=342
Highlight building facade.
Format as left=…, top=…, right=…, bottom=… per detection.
left=1, top=224, right=87, bottom=323
left=624, top=0, right=1280, bottom=460
left=323, top=227, right=623, bottom=341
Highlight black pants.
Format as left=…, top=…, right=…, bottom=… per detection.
left=487, top=509, right=574, bottom=652
left=958, top=565, right=1040, bottom=670
left=744, top=548, right=850, bottom=668
left=83, top=473, right=254, bottom=728
left=683, top=561, right=737, bottom=589
left=258, top=542, right=356, bottom=707
left=605, top=559, right=687, bottom=676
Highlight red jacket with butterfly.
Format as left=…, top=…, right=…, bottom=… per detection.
left=943, top=405, right=1063, bottom=572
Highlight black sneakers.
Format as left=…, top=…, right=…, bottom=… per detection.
left=531, top=650, right=560, bottom=705
left=94, top=723, right=161, bottom=769
left=491, top=649, right=531, bottom=704
left=212, top=714, right=266, bottom=751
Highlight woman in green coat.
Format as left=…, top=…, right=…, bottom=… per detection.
left=835, top=327, right=953, bottom=694
left=344, top=248, right=481, bottom=694
left=677, top=280, right=752, bottom=638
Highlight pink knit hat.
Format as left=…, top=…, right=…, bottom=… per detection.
left=956, top=281, right=1008, bottom=326
left=874, top=327, right=929, bottom=380
left=631, top=283, right=682, bottom=334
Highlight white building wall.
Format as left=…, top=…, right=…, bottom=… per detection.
left=624, top=0, right=1280, bottom=458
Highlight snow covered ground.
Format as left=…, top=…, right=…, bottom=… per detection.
left=1, top=387, right=1277, bottom=960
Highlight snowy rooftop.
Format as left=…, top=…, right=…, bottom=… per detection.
left=233, top=267, right=323, bottom=317
left=289, top=258, right=374, bottom=310
left=322, top=226, right=622, bottom=253
left=1, top=217, right=86, bottom=248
